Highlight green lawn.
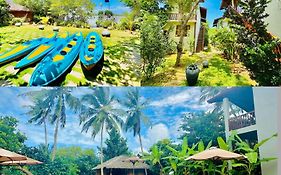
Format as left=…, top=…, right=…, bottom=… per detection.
left=0, top=25, right=140, bottom=86
left=142, top=50, right=257, bottom=86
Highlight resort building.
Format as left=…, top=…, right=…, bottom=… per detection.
left=5, top=0, right=32, bottom=22
left=214, top=0, right=281, bottom=38
left=93, top=155, right=149, bottom=175
left=164, top=1, right=207, bottom=53
left=208, top=87, right=279, bottom=175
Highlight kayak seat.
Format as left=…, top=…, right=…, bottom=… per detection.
left=69, top=41, right=76, bottom=46
left=53, top=54, right=64, bottom=62
left=61, top=47, right=71, bottom=53
left=85, top=55, right=92, bottom=61
left=67, top=44, right=73, bottom=48
left=90, top=41, right=95, bottom=44
left=73, top=38, right=78, bottom=41
left=88, top=45, right=95, bottom=52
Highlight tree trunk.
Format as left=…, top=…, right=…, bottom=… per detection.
left=44, top=117, right=48, bottom=149
left=138, top=133, right=148, bottom=175
left=174, top=0, right=201, bottom=67
left=100, top=122, right=104, bottom=175
left=51, top=118, right=60, bottom=161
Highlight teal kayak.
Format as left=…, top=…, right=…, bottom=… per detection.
left=29, top=32, right=83, bottom=86
left=15, top=33, right=68, bottom=69
left=0, top=33, right=56, bottom=66
left=79, top=32, right=104, bottom=70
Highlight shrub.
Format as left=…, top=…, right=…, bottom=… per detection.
left=210, top=27, right=239, bottom=61
left=39, top=17, right=49, bottom=25
left=0, top=0, right=12, bottom=26
left=101, top=20, right=116, bottom=29
left=140, top=14, right=168, bottom=79
left=11, top=17, right=25, bottom=25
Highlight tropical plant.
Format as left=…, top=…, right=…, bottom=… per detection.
left=0, top=0, right=12, bottom=26
left=166, top=0, right=202, bottom=66
left=226, top=0, right=281, bottom=85
left=140, top=14, right=168, bottom=79
left=79, top=87, right=125, bottom=175
left=100, top=127, right=131, bottom=161
left=179, top=112, right=225, bottom=146
left=21, top=88, right=81, bottom=161
left=210, top=26, right=239, bottom=61
left=15, top=0, right=51, bottom=17
left=121, top=88, right=150, bottom=154
left=23, top=97, right=51, bottom=149
left=143, top=145, right=165, bottom=175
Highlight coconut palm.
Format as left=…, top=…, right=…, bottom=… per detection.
left=23, top=97, right=52, bottom=149
left=21, top=88, right=80, bottom=161
left=167, top=0, right=201, bottom=66
left=121, top=88, right=150, bottom=153
left=79, top=87, right=125, bottom=175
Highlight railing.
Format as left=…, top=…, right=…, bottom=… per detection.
left=168, top=13, right=196, bottom=21
left=229, top=111, right=256, bottom=131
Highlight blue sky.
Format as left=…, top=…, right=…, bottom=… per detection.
left=94, top=0, right=223, bottom=25
left=0, top=87, right=218, bottom=153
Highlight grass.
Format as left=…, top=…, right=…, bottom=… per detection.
left=0, top=25, right=140, bottom=86
left=142, top=50, right=257, bottom=86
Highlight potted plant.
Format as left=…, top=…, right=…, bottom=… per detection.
left=185, top=64, right=200, bottom=86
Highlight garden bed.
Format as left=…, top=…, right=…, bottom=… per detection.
left=142, top=50, right=257, bottom=86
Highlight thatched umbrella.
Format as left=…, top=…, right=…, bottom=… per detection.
left=123, top=156, right=145, bottom=175
left=0, top=157, right=42, bottom=166
left=0, top=148, right=27, bottom=162
left=186, top=147, right=246, bottom=161
left=186, top=147, right=246, bottom=175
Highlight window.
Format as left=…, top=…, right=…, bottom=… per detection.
left=176, top=25, right=190, bottom=37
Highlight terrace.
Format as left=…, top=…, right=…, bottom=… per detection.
left=229, top=111, right=256, bottom=131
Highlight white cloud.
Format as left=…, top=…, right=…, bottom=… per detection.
left=150, top=88, right=202, bottom=108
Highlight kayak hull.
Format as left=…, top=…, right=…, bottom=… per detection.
left=79, top=32, right=104, bottom=71
left=0, top=33, right=56, bottom=66
left=15, top=34, right=67, bottom=69
left=29, top=32, right=83, bottom=86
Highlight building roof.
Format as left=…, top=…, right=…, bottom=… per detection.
left=93, top=156, right=149, bottom=170
left=5, top=0, right=31, bottom=12
left=220, top=0, right=239, bottom=10
left=213, top=17, right=224, bottom=27
left=207, top=87, right=254, bottom=112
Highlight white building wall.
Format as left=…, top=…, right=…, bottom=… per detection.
left=265, top=0, right=281, bottom=38
left=253, top=87, right=280, bottom=175
left=194, top=8, right=201, bottom=50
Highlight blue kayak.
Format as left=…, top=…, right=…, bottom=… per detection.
left=0, top=33, right=56, bottom=65
left=29, top=32, right=83, bottom=86
left=79, top=32, right=104, bottom=70
left=15, top=33, right=69, bottom=69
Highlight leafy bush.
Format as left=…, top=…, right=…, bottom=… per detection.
left=101, top=20, right=116, bottom=29
left=140, top=14, right=168, bottom=79
left=39, top=17, right=49, bottom=25
left=0, top=0, right=12, bottom=26
left=226, top=0, right=281, bottom=85
left=210, top=27, right=239, bottom=61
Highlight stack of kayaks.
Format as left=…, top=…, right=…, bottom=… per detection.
left=79, top=32, right=104, bottom=71
left=29, top=32, right=83, bottom=86
left=15, top=33, right=69, bottom=69
left=0, top=33, right=56, bottom=65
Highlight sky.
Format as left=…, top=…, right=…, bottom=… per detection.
left=93, top=0, right=224, bottom=26
left=0, top=87, right=218, bottom=154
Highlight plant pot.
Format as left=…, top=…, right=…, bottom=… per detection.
left=185, top=64, right=200, bottom=86
left=202, top=60, right=209, bottom=68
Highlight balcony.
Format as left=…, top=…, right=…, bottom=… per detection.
left=229, top=111, right=256, bottom=131
left=168, top=13, right=196, bottom=21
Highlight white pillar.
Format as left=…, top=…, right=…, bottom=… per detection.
left=223, top=98, right=230, bottom=140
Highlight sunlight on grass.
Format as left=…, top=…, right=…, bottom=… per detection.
left=142, top=51, right=256, bottom=86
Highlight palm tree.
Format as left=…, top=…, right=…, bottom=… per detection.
left=167, top=0, right=201, bottom=66
left=79, top=87, right=124, bottom=175
left=23, top=97, right=52, bottom=149
left=121, top=88, right=150, bottom=153
left=21, top=88, right=80, bottom=161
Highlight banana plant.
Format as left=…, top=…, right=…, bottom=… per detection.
left=232, top=133, right=277, bottom=175
left=143, top=145, right=165, bottom=175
